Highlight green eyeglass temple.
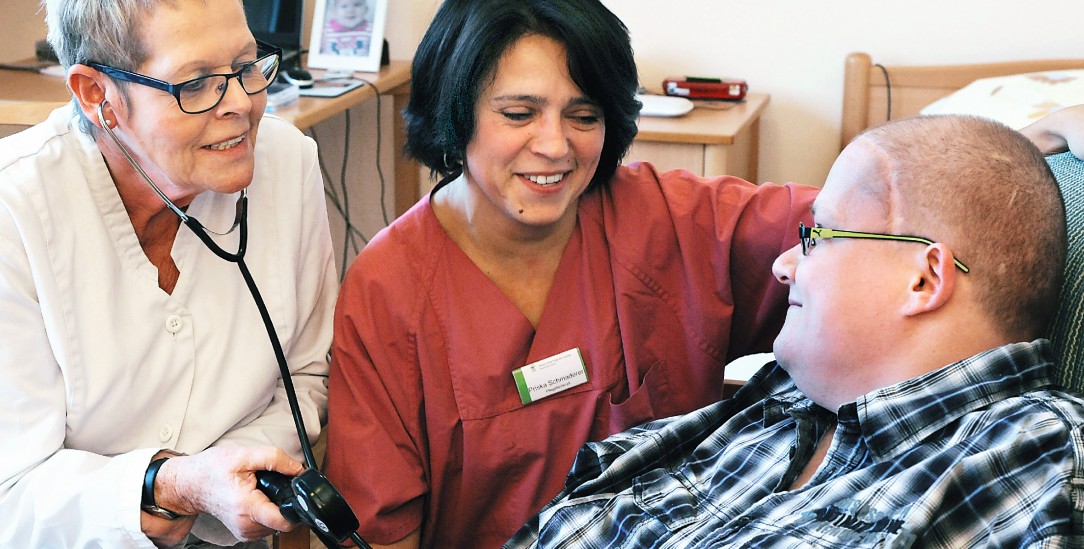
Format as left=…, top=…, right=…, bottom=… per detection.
left=798, top=222, right=970, bottom=273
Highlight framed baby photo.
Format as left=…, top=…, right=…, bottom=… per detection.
left=307, top=0, right=388, bottom=73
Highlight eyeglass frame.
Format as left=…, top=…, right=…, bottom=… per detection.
left=798, top=222, right=970, bottom=273
left=84, top=40, right=283, bottom=115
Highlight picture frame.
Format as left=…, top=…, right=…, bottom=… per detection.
left=307, top=0, right=388, bottom=73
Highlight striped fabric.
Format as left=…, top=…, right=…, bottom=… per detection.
left=505, top=341, right=1084, bottom=548
left=1047, top=151, right=1084, bottom=391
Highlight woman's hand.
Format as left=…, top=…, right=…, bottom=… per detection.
left=146, top=446, right=305, bottom=543
left=1020, top=104, right=1084, bottom=159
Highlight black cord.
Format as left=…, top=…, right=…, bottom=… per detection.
left=338, top=109, right=357, bottom=273
left=356, top=77, right=392, bottom=227
left=0, top=62, right=47, bottom=73
left=131, top=127, right=367, bottom=547
left=351, top=532, right=373, bottom=549
left=313, top=82, right=393, bottom=549
left=874, top=63, right=892, bottom=122
left=309, top=119, right=370, bottom=281
left=183, top=204, right=320, bottom=469
left=237, top=258, right=320, bottom=468
left=306, top=77, right=396, bottom=281
left=236, top=246, right=374, bottom=549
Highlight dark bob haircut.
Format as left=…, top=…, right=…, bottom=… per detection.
left=404, top=0, right=641, bottom=190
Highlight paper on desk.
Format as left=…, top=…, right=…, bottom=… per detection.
left=299, top=79, right=366, bottom=98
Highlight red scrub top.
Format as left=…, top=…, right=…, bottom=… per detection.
left=325, top=162, right=817, bottom=547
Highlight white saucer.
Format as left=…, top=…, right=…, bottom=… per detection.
left=636, top=93, right=694, bottom=117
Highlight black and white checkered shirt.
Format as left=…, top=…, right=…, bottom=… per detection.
left=506, top=340, right=1084, bottom=548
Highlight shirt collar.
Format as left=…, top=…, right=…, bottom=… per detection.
left=757, top=363, right=828, bottom=427
left=853, top=339, right=1057, bottom=461
left=759, top=340, right=1057, bottom=461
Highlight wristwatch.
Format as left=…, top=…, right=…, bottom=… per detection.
left=141, top=450, right=186, bottom=520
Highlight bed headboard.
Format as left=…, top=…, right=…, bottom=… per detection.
left=840, top=52, right=1084, bottom=150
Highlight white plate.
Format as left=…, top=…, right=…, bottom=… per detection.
left=636, top=93, right=694, bottom=117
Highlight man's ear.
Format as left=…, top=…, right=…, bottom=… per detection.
left=67, top=64, right=114, bottom=129
left=902, top=243, right=956, bottom=316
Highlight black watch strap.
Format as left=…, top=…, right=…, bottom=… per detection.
left=141, top=453, right=184, bottom=520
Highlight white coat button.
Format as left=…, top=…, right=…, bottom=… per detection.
left=159, top=424, right=173, bottom=442
left=165, top=315, right=184, bottom=333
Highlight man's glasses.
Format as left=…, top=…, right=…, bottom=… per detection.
left=86, top=41, right=282, bottom=115
left=798, top=222, right=970, bottom=273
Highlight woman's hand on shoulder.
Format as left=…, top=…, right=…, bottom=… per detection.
left=1020, top=104, right=1084, bottom=159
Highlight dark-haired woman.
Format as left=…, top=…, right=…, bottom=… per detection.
left=324, top=0, right=816, bottom=547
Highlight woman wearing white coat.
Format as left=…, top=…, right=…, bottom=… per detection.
left=0, top=0, right=336, bottom=546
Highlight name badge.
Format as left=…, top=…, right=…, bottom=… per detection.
left=512, top=348, right=589, bottom=405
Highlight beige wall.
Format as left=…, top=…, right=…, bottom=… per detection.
left=0, top=0, right=47, bottom=62
left=389, top=0, right=1084, bottom=187
left=7, top=0, right=1084, bottom=217
left=601, top=0, right=1084, bottom=186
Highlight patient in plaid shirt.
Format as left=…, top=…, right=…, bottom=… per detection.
left=506, top=115, right=1084, bottom=548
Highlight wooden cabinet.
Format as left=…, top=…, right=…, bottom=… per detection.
left=627, top=93, right=769, bottom=182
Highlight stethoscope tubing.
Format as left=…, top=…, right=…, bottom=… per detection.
left=95, top=101, right=318, bottom=468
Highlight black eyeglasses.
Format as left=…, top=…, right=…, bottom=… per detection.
left=86, top=40, right=282, bottom=114
left=798, top=222, right=970, bottom=273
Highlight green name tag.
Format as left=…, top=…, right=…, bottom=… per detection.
left=512, top=348, right=589, bottom=405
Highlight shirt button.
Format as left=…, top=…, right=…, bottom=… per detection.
left=165, top=315, right=184, bottom=334
left=158, top=424, right=174, bottom=442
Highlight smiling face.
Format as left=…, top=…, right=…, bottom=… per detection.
left=462, top=33, right=605, bottom=233
left=771, top=140, right=916, bottom=409
left=106, top=0, right=265, bottom=203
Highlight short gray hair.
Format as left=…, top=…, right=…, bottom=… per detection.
left=42, top=0, right=238, bottom=134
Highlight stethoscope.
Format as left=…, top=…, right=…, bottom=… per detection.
left=96, top=102, right=369, bottom=549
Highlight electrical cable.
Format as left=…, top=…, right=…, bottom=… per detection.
left=355, top=77, right=392, bottom=227
left=310, top=118, right=369, bottom=281
left=338, top=108, right=358, bottom=272
left=874, top=63, right=892, bottom=123
left=0, top=62, right=48, bottom=73
left=306, top=76, right=395, bottom=280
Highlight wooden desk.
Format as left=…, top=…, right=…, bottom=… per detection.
left=628, top=93, right=769, bottom=182
left=0, top=60, right=419, bottom=216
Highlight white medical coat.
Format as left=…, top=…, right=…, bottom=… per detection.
left=0, top=106, right=336, bottom=547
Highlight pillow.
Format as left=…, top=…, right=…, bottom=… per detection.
left=920, top=70, right=1084, bottom=129
left=1046, top=151, right=1084, bottom=392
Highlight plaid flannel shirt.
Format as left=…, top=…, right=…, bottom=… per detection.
left=506, top=340, right=1084, bottom=548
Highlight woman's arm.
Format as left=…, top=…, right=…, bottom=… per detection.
left=1020, top=104, right=1084, bottom=159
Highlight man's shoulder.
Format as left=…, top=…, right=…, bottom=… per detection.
left=1017, top=387, right=1084, bottom=428
left=940, top=387, right=1084, bottom=462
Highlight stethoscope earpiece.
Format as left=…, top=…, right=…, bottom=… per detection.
left=99, top=102, right=117, bottom=128
left=96, top=101, right=109, bottom=128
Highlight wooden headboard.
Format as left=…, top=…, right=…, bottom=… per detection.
left=840, top=52, right=1084, bottom=150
